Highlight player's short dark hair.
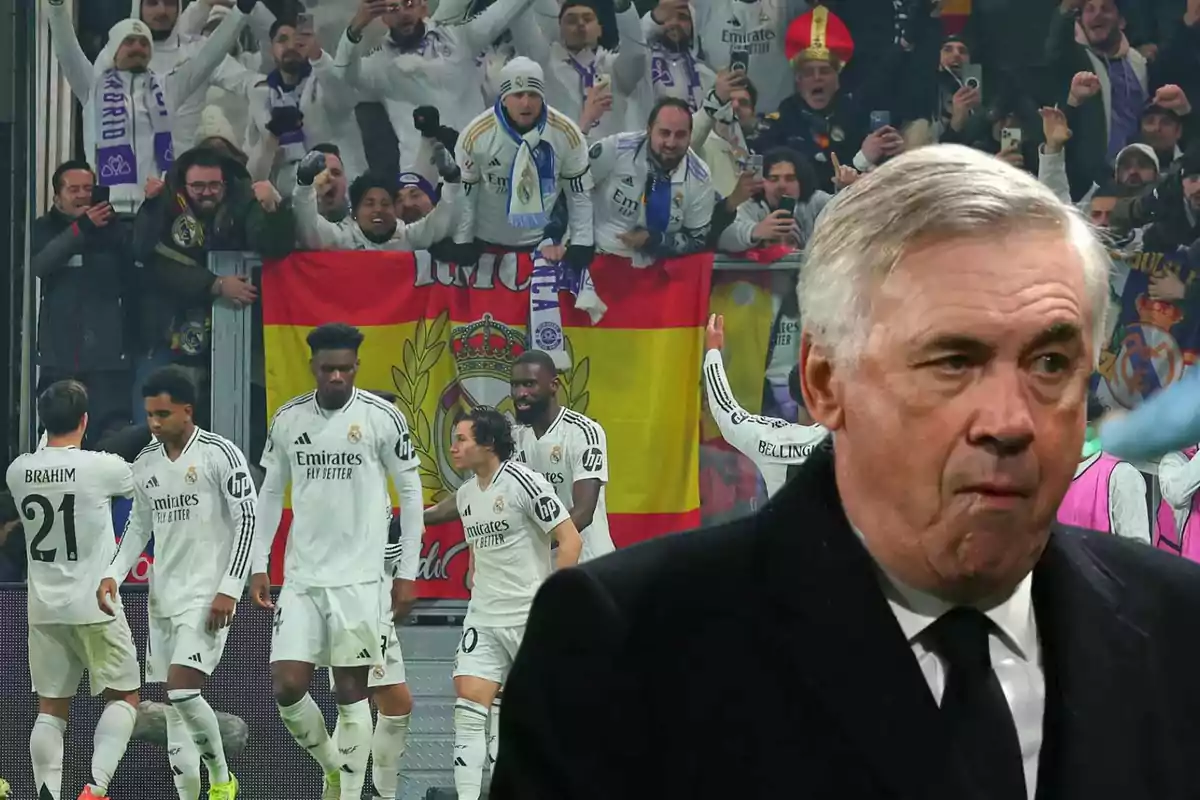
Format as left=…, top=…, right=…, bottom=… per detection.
left=52, top=160, right=94, bottom=194
left=350, top=173, right=399, bottom=213
left=558, top=0, right=598, bottom=19
left=762, top=147, right=819, bottom=202
left=513, top=350, right=559, bottom=376
left=141, top=366, right=198, bottom=406
left=311, top=142, right=342, bottom=159
left=647, top=97, right=694, bottom=131
left=460, top=406, right=515, bottom=461
left=307, top=322, right=365, bottom=355
left=37, top=380, right=89, bottom=436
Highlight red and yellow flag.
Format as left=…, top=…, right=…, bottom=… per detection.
left=261, top=251, right=712, bottom=598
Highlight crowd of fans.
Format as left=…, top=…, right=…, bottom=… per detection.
left=11, top=0, right=1200, bottom=572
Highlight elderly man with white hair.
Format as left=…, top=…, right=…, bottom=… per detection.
left=489, top=143, right=1200, bottom=799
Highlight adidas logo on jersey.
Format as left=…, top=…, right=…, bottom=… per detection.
left=357, top=648, right=371, bottom=659
left=145, top=476, right=160, bottom=489
left=489, top=157, right=501, bottom=167
left=621, top=176, right=635, bottom=187
left=463, top=505, right=472, bottom=517
left=188, top=653, right=202, bottom=664
left=294, top=433, right=312, bottom=445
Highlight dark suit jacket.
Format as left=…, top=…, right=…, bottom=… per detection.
left=491, top=443, right=1200, bottom=799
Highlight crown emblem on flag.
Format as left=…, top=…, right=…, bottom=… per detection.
left=450, top=314, right=526, bottom=378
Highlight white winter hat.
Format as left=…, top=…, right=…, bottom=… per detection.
left=1115, top=143, right=1161, bottom=173
left=499, top=57, right=546, bottom=101
left=195, top=105, right=238, bottom=147
left=108, top=18, right=154, bottom=51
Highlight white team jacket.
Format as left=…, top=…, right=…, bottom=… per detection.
left=590, top=131, right=713, bottom=264
left=45, top=0, right=249, bottom=213
left=332, top=0, right=538, bottom=171
left=455, top=106, right=594, bottom=249
left=703, top=348, right=827, bottom=496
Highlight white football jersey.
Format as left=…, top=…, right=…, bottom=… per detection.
left=456, top=461, right=570, bottom=627
left=6, top=446, right=134, bottom=625
left=261, top=388, right=419, bottom=589
left=108, top=427, right=258, bottom=619
left=514, top=407, right=613, bottom=561
left=703, top=349, right=828, bottom=496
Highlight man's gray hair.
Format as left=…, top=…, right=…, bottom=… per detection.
left=798, top=144, right=1111, bottom=365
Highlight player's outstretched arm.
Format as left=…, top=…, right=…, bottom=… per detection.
left=550, top=519, right=582, bottom=570
left=490, top=568, right=644, bottom=799
left=568, top=479, right=602, bottom=532
left=102, top=493, right=153, bottom=613
left=424, top=496, right=461, bottom=526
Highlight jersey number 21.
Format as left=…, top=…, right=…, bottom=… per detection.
left=23, top=493, right=78, bottom=563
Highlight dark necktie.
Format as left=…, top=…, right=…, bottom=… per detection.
left=925, top=606, right=1027, bottom=800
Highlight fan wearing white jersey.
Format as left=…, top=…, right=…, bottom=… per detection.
left=102, top=367, right=254, bottom=800
left=5, top=380, right=140, bottom=800
left=454, top=57, right=595, bottom=262
left=250, top=323, right=425, bottom=800
left=447, top=406, right=582, bottom=800
left=703, top=314, right=828, bottom=496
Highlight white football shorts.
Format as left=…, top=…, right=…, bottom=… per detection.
left=270, top=580, right=386, bottom=668
left=452, top=624, right=525, bottom=684
left=28, top=613, right=140, bottom=698
left=145, top=607, right=231, bottom=682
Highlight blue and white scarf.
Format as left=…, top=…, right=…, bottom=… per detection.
left=495, top=98, right=557, bottom=229
left=266, top=62, right=314, bottom=162
left=651, top=48, right=703, bottom=111
left=529, top=240, right=606, bottom=370
left=96, top=68, right=173, bottom=187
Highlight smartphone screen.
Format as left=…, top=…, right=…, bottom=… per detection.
left=730, top=47, right=750, bottom=74
left=749, top=154, right=763, bottom=179
left=869, top=110, right=891, bottom=132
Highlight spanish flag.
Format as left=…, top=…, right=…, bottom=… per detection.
left=260, top=251, right=712, bottom=598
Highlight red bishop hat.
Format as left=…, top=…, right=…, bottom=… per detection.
left=785, top=5, right=854, bottom=72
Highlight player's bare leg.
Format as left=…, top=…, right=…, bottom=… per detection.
left=487, top=690, right=503, bottom=773
left=31, top=696, right=71, bottom=800
left=453, top=676, right=501, bottom=800
left=167, top=664, right=236, bottom=799
left=330, top=666, right=373, bottom=800
left=274, top=661, right=343, bottom=798
left=370, top=683, right=413, bottom=799
left=83, top=687, right=139, bottom=799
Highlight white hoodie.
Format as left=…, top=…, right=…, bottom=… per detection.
left=45, top=0, right=249, bottom=212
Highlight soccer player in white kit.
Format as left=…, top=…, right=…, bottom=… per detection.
left=703, top=314, right=828, bottom=495
left=249, top=323, right=426, bottom=800
left=447, top=406, right=582, bottom=800
left=5, top=380, right=141, bottom=800
left=101, top=367, right=256, bottom=800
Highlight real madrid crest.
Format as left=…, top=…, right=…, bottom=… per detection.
left=348, top=424, right=363, bottom=444
left=673, top=192, right=683, bottom=208
left=550, top=444, right=562, bottom=464
left=184, top=466, right=198, bottom=484
left=830, top=126, right=845, bottom=143
left=493, top=496, right=505, bottom=514
left=172, top=213, right=204, bottom=249
left=373, top=665, right=386, bottom=680
left=514, top=75, right=525, bottom=89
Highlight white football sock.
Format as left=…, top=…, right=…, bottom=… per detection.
left=336, top=701, right=373, bottom=800
left=487, top=697, right=501, bottom=771
left=279, top=693, right=340, bottom=774
left=91, top=700, right=136, bottom=794
left=453, top=699, right=490, bottom=800
left=30, top=713, right=66, bottom=800
left=371, top=713, right=411, bottom=799
left=165, top=705, right=202, bottom=800
left=169, top=690, right=230, bottom=784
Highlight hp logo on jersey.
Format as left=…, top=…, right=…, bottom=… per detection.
left=226, top=471, right=253, bottom=500
left=534, top=496, right=561, bottom=524
left=582, top=447, right=604, bottom=472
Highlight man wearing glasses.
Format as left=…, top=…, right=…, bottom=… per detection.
left=132, top=144, right=296, bottom=426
